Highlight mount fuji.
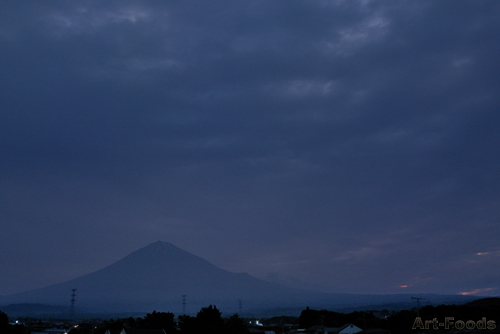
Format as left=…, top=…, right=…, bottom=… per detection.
left=1, top=241, right=475, bottom=315
left=1, top=241, right=336, bottom=313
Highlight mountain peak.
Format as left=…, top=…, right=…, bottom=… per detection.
left=128, top=240, right=192, bottom=260
left=147, top=241, right=182, bottom=252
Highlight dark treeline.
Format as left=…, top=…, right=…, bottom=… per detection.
left=2, top=298, right=499, bottom=334
left=0, top=306, right=248, bottom=334
left=92, top=305, right=248, bottom=334
left=298, top=307, right=387, bottom=329
left=298, top=298, right=500, bottom=333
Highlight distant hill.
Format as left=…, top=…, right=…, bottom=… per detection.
left=0, top=241, right=477, bottom=315
left=0, top=303, right=71, bottom=318
left=465, top=297, right=500, bottom=307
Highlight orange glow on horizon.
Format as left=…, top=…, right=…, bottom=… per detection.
left=458, top=287, right=497, bottom=295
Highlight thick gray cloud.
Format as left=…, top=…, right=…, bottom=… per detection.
left=1, top=0, right=499, bottom=297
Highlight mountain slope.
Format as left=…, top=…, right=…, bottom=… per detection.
left=4, top=241, right=329, bottom=312
left=3, top=241, right=476, bottom=314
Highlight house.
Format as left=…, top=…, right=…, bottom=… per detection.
left=305, top=324, right=362, bottom=334
left=119, top=329, right=166, bottom=334
left=104, top=330, right=122, bottom=334
left=358, top=329, right=391, bottom=334
left=328, top=324, right=362, bottom=334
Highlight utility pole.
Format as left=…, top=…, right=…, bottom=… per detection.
left=412, top=297, right=423, bottom=317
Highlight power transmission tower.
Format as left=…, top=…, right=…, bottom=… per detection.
left=70, top=289, right=77, bottom=319
left=412, top=297, right=423, bottom=317
left=182, top=295, right=186, bottom=315
left=238, top=299, right=242, bottom=314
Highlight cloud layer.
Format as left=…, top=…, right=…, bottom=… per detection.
left=1, top=0, right=499, bottom=296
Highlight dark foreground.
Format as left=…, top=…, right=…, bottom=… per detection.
left=1, top=297, right=499, bottom=334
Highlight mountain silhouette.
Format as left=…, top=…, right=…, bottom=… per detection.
left=2, top=241, right=476, bottom=314
left=3, top=241, right=332, bottom=313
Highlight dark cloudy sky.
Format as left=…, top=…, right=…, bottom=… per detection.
left=1, top=0, right=500, bottom=298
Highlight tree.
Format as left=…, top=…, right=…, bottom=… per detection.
left=138, top=311, right=176, bottom=333
left=0, top=311, right=9, bottom=329
left=0, top=311, right=9, bottom=332
left=298, top=307, right=323, bottom=328
left=196, top=305, right=223, bottom=334
left=224, top=314, right=249, bottom=334
left=178, top=315, right=197, bottom=334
